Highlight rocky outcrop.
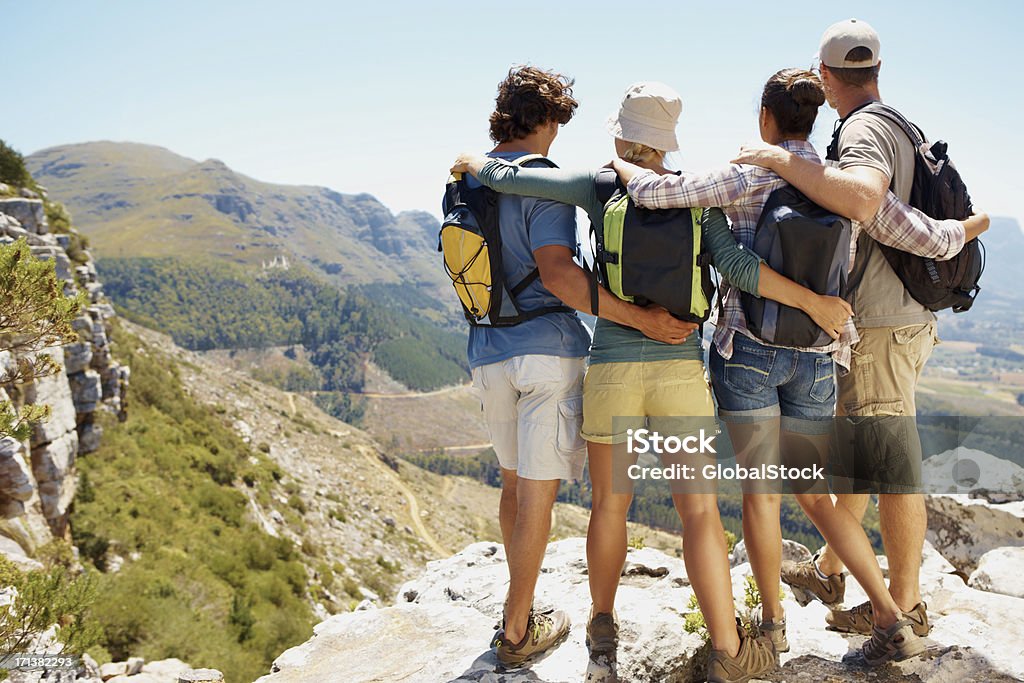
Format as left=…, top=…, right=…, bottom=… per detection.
left=255, top=535, right=1024, bottom=683
left=0, top=190, right=127, bottom=552
left=924, top=493, right=1024, bottom=574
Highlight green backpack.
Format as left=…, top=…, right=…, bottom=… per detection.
left=590, top=168, right=715, bottom=323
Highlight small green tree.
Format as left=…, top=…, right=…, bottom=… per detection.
left=0, top=553, right=100, bottom=659
left=0, top=239, right=84, bottom=441
left=0, top=140, right=32, bottom=189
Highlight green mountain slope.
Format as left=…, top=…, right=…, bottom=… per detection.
left=74, top=325, right=314, bottom=683
left=26, top=141, right=447, bottom=297
left=97, top=257, right=468, bottom=393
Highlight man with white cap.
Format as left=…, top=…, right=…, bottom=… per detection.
left=733, top=17, right=989, bottom=665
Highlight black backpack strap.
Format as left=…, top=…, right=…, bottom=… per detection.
left=829, top=101, right=927, bottom=162
left=514, top=154, right=559, bottom=169
left=594, top=168, right=622, bottom=206
left=858, top=102, right=927, bottom=146
left=509, top=267, right=541, bottom=297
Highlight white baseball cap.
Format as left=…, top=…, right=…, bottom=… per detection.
left=819, top=18, right=881, bottom=68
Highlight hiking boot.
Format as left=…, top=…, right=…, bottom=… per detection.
left=586, top=610, right=619, bottom=662
left=858, top=618, right=926, bottom=666
left=493, top=608, right=571, bottom=667
left=706, top=624, right=777, bottom=683
left=827, top=600, right=931, bottom=637
left=758, top=617, right=789, bottom=654
left=781, top=552, right=845, bottom=609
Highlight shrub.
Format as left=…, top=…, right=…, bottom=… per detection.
left=0, top=556, right=101, bottom=659
left=71, top=327, right=314, bottom=683
left=0, top=140, right=32, bottom=188
left=0, top=239, right=85, bottom=441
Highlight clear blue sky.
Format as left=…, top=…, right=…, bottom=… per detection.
left=4, top=1, right=1022, bottom=225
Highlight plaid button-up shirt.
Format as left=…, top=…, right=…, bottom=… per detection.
left=626, top=139, right=966, bottom=372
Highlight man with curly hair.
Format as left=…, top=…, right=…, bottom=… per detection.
left=464, top=66, right=696, bottom=667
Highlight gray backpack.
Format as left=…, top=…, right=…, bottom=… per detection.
left=741, top=185, right=852, bottom=348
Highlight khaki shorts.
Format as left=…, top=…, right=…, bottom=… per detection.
left=837, top=322, right=937, bottom=417
left=581, top=359, right=715, bottom=444
left=471, top=354, right=586, bottom=481
left=833, top=322, right=937, bottom=494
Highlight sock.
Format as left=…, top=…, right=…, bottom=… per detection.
left=813, top=555, right=830, bottom=581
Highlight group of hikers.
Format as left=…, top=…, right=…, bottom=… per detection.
left=439, top=18, right=989, bottom=683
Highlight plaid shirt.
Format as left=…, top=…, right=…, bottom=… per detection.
left=627, top=140, right=965, bottom=372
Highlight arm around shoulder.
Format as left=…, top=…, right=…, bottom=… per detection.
left=700, top=207, right=762, bottom=296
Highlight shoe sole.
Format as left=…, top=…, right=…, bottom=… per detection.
left=496, top=627, right=571, bottom=668
left=826, top=623, right=870, bottom=636
left=863, top=637, right=927, bottom=667
left=789, top=584, right=843, bottom=610
left=707, top=664, right=777, bottom=683
left=826, top=622, right=931, bottom=638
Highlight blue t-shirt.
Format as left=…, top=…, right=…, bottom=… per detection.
left=463, top=152, right=591, bottom=369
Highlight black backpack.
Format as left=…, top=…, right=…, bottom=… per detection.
left=742, top=185, right=852, bottom=348
left=438, top=155, right=573, bottom=326
left=827, top=102, right=984, bottom=313
left=590, top=168, right=715, bottom=323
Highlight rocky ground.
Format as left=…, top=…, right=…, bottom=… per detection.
left=254, top=491, right=1024, bottom=683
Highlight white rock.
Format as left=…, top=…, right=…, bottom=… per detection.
left=259, top=539, right=706, bottom=682
left=926, top=493, right=1024, bottom=573
left=0, top=535, right=43, bottom=571
left=100, top=661, right=128, bottom=680
left=141, top=658, right=192, bottom=678
left=0, top=198, right=45, bottom=233
left=27, top=346, right=77, bottom=445
left=968, top=546, right=1024, bottom=598
left=82, top=653, right=102, bottom=680
left=69, top=369, right=103, bottom=413
left=0, top=437, right=36, bottom=502
left=730, top=538, right=811, bottom=568
left=923, top=447, right=1024, bottom=495
left=126, top=656, right=145, bottom=675
left=30, top=429, right=78, bottom=522
left=175, top=668, right=224, bottom=682
left=63, top=342, right=94, bottom=375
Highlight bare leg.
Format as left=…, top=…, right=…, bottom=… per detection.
left=816, top=493, right=870, bottom=576
left=586, top=441, right=632, bottom=614
left=743, top=493, right=783, bottom=621
left=796, top=492, right=902, bottom=628
left=878, top=493, right=925, bottom=611
left=499, top=467, right=518, bottom=555
left=673, top=492, right=741, bottom=657
left=503, top=476, right=561, bottom=644
left=724, top=418, right=784, bottom=623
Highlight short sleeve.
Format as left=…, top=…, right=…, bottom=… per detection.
left=837, top=115, right=898, bottom=182
left=525, top=197, right=578, bottom=253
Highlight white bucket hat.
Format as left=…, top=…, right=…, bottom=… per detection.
left=605, top=82, right=682, bottom=152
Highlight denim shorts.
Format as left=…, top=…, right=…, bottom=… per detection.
left=708, top=333, right=836, bottom=434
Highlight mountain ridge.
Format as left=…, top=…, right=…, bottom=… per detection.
left=26, top=141, right=448, bottom=300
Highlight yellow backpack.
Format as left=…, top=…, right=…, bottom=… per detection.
left=438, top=155, right=573, bottom=326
